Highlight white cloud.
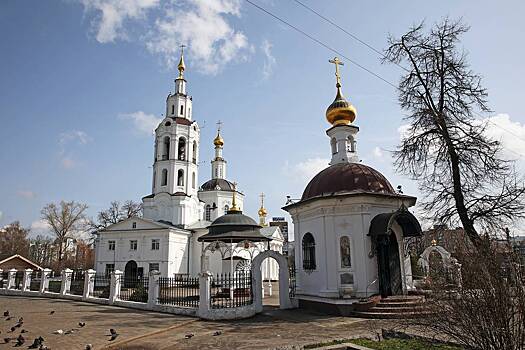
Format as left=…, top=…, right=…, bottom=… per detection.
left=59, top=130, right=91, bottom=145
left=261, top=39, right=276, bottom=80
left=119, top=111, right=161, bottom=136
left=482, top=114, right=525, bottom=159
left=372, top=146, right=383, bottom=159
left=30, top=220, right=50, bottom=235
left=80, top=0, right=160, bottom=43
left=283, top=157, right=329, bottom=185
left=146, top=0, right=251, bottom=74
left=58, top=130, right=91, bottom=169
left=17, top=190, right=36, bottom=199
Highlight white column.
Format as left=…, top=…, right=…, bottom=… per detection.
left=83, top=269, right=96, bottom=299
left=109, top=270, right=123, bottom=304
left=7, top=269, right=17, bottom=289
left=40, top=268, right=52, bottom=293
left=197, top=271, right=212, bottom=318
left=22, top=269, right=32, bottom=291
left=148, top=271, right=161, bottom=308
left=60, top=269, right=73, bottom=295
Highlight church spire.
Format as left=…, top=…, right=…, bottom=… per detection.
left=211, top=120, right=227, bottom=180
left=175, top=45, right=187, bottom=95
left=177, top=44, right=186, bottom=79
left=325, top=57, right=357, bottom=126
left=258, top=192, right=268, bottom=226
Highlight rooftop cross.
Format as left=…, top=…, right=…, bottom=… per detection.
left=216, top=120, right=223, bottom=133
left=329, top=57, right=344, bottom=88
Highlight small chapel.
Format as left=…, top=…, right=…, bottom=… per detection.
left=93, top=50, right=284, bottom=280
left=283, top=57, right=422, bottom=312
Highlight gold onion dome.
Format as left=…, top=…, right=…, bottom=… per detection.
left=213, top=132, right=224, bottom=147
left=177, top=47, right=186, bottom=78
left=326, top=57, right=357, bottom=126
left=258, top=207, right=268, bottom=217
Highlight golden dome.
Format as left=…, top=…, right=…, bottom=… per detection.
left=258, top=207, right=268, bottom=217
left=325, top=57, right=357, bottom=126
left=177, top=47, right=186, bottom=78
left=213, top=132, right=224, bottom=147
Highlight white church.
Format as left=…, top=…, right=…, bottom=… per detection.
left=94, top=51, right=283, bottom=280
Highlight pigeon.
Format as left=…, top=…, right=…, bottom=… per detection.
left=3, top=311, right=9, bottom=317
left=184, top=333, right=194, bottom=339
left=49, top=311, right=55, bottom=315
left=109, top=329, right=118, bottom=341
left=18, top=317, right=23, bottom=323
left=15, top=322, right=22, bottom=328
left=21, top=329, right=28, bottom=333
left=78, top=322, right=86, bottom=328
left=4, top=337, right=11, bottom=343
left=28, top=337, right=44, bottom=349
left=52, top=329, right=63, bottom=335
left=213, top=331, right=222, bottom=336
left=10, top=326, right=16, bottom=332
left=15, top=334, right=25, bottom=347
left=85, top=344, right=93, bottom=350
left=64, top=329, right=75, bottom=335
left=5, top=316, right=12, bottom=321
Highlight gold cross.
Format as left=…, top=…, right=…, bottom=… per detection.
left=329, top=57, right=344, bottom=87
left=180, top=44, right=186, bottom=54
left=217, top=120, right=223, bottom=133
left=260, top=192, right=265, bottom=206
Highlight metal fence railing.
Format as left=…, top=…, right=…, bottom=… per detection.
left=92, top=274, right=110, bottom=299
left=0, top=271, right=8, bottom=288
left=69, top=270, right=84, bottom=296
left=289, top=267, right=296, bottom=298
left=30, top=271, right=42, bottom=291
left=210, top=271, right=252, bottom=309
left=119, top=275, right=149, bottom=303
left=158, top=275, right=199, bottom=308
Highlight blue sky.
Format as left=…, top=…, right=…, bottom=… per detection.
left=1, top=0, right=525, bottom=237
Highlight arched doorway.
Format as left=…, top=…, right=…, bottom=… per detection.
left=124, top=260, right=138, bottom=288
left=377, top=232, right=402, bottom=297
left=251, top=250, right=294, bottom=312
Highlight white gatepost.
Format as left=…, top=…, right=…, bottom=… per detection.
left=109, top=270, right=123, bottom=304
left=7, top=269, right=17, bottom=289
left=197, top=271, right=212, bottom=318
left=22, top=269, right=33, bottom=291
left=60, top=269, right=73, bottom=295
left=148, top=271, right=161, bottom=308
left=0, top=269, right=3, bottom=288
left=40, top=269, right=52, bottom=293
left=83, top=269, right=96, bottom=299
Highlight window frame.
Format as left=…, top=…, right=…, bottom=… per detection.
left=151, top=239, right=160, bottom=250
left=130, top=240, right=138, bottom=251
left=108, top=240, right=116, bottom=251
left=302, top=232, right=316, bottom=271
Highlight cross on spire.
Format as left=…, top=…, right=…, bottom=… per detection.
left=216, top=120, right=223, bottom=133
left=259, top=192, right=265, bottom=207
left=329, top=57, right=344, bottom=88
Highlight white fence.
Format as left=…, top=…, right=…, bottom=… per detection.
left=0, top=268, right=257, bottom=320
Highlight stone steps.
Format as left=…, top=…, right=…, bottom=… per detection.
left=352, top=295, right=431, bottom=319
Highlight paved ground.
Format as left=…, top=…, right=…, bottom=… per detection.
left=0, top=296, right=387, bottom=350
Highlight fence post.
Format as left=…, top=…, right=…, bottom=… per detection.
left=197, top=271, right=212, bottom=318
left=22, top=269, right=33, bottom=292
left=0, top=269, right=3, bottom=288
left=109, top=270, right=123, bottom=304
left=7, top=269, right=17, bottom=289
left=83, top=269, right=96, bottom=299
left=40, top=268, right=52, bottom=293
left=148, top=271, right=161, bottom=308
left=60, top=268, right=73, bottom=295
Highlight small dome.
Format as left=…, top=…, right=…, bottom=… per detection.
left=326, top=88, right=357, bottom=126
left=200, top=178, right=235, bottom=192
left=258, top=207, right=268, bottom=217
left=301, top=163, right=395, bottom=201
left=213, top=133, right=224, bottom=147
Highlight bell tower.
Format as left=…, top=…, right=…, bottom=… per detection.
left=143, top=46, right=203, bottom=226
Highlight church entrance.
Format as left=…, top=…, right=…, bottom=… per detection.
left=377, top=232, right=402, bottom=297
left=124, top=260, right=138, bottom=288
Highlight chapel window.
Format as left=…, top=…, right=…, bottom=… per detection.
left=161, top=169, right=168, bottom=186
left=171, top=105, right=175, bottom=115
left=205, top=205, right=211, bottom=221
left=177, top=169, right=184, bottom=186
left=180, top=105, right=184, bottom=115
left=192, top=172, right=196, bottom=189
left=192, top=141, right=197, bottom=164
left=178, top=137, right=186, bottom=161
left=302, top=233, right=316, bottom=270
left=340, top=236, right=351, bottom=268
left=151, top=239, right=160, bottom=250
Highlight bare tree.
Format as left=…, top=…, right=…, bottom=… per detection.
left=88, top=200, right=142, bottom=230
left=29, top=235, right=55, bottom=267
left=384, top=18, right=525, bottom=249
left=40, top=201, right=88, bottom=268
left=0, top=221, right=30, bottom=257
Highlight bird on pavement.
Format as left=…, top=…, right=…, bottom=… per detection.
left=3, top=311, right=9, bottom=317
left=28, top=337, right=43, bottom=349
left=49, top=311, right=55, bottom=315
left=4, top=337, right=11, bottom=344
left=185, top=333, right=194, bottom=339
left=15, top=334, right=25, bottom=347
left=21, top=329, right=28, bottom=333
left=109, top=329, right=118, bottom=341
left=79, top=322, right=86, bottom=328
left=213, top=331, right=222, bottom=336
left=85, top=344, right=92, bottom=350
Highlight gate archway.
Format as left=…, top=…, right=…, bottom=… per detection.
left=251, top=250, right=294, bottom=312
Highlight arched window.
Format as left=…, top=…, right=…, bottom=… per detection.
left=331, top=138, right=337, bottom=155
left=177, top=169, right=184, bottom=186
left=161, top=169, right=168, bottom=186
left=205, top=205, right=211, bottom=221
left=192, top=172, right=195, bottom=189
left=302, top=233, right=316, bottom=270
left=180, top=105, right=184, bottom=115
left=224, top=205, right=229, bottom=215
left=340, top=236, right=351, bottom=268
left=162, top=136, right=170, bottom=160
left=192, top=141, right=197, bottom=164
left=347, top=136, right=355, bottom=152
left=178, top=137, right=186, bottom=161
left=171, top=105, right=175, bottom=115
